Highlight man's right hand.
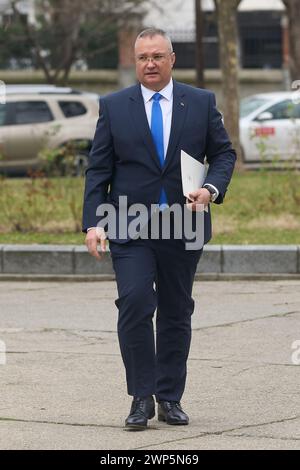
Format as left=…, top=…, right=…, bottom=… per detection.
left=85, top=227, right=107, bottom=260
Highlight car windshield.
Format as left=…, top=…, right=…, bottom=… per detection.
left=240, top=97, right=270, bottom=118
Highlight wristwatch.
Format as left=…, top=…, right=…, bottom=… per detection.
left=203, top=184, right=218, bottom=202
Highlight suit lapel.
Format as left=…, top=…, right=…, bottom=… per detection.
left=128, top=81, right=188, bottom=173
left=162, top=81, right=187, bottom=174
left=129, top=84, right=161, bottom=171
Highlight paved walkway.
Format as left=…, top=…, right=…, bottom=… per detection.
left=0, top=280, right=299, bottom=450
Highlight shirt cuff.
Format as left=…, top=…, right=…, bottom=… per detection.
left=87, top=227, right=107, bottom=240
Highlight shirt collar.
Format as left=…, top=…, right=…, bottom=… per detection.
left=141, top=78, right=173, bottom=103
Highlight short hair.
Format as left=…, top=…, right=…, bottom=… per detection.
left=135, top=28, right=173, bottom=53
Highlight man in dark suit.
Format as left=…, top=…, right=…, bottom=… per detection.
left=82, top=28, right=236, bottom=430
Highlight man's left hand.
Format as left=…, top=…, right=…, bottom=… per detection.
left=186, top=187, right=211, bottom=211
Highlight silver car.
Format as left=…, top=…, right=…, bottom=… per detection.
left=0, top=88, right=99, bottom=174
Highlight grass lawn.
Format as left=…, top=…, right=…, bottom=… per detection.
left=0, top=171, right=299, bottom=245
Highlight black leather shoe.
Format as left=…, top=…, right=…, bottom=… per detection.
left=157, top=401, right=189, bottom=425
left=125, top=396, right=155, bottom=430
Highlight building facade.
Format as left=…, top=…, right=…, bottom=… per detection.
left=0, top=0, right=287, bottom=71
left=144, top=0, right=286, bottom=69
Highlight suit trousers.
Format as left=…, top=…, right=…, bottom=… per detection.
left=109, top=211, right=203, bottom=402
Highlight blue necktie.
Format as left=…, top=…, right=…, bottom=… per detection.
left=150, top=92, right=168, bottom=210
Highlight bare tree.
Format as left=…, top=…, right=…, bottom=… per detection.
left=214, top=0, right=242, bottom=166
left=8, top=0, right=146, bottom=84
left=195, top=0, right=205, bottom=88
left=282, top=0, right=300, bottom=83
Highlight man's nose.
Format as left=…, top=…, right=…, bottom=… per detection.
left=146, top=60, right=156, bottom=69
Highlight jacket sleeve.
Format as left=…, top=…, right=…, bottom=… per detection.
left=203, top=92, right=236, bottom=204
left=82, top=98, right=114, bottom=232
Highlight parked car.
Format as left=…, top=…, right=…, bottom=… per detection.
left=0, top=91, right=99, bottom=175
left=240, top=92, right=300, bottom=166
left=4, top=84, right=99, bottom=98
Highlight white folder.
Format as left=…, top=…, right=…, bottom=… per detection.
left=181, top=150, right=207, bottom=199
left=180, top=150, right=208, bottom=213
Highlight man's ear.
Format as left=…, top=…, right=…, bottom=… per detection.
left=171, top=52, right=176, bottom=67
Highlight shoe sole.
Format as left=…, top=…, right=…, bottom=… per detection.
left=124, top=409, right=155, bottom=431
left=158, top=414, right=189, bottom=425
left=125, top=423, right=148, bottom=431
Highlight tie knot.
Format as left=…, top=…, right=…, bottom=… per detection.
left=152, top=92, right=162, bottom=102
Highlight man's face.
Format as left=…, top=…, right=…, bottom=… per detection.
left=135, top=35, right=175, bottom=91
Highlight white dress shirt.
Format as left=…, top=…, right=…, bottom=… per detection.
left=141, top=79, right=173, bottom=159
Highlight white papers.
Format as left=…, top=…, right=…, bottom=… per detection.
left=180, top=150, right=208, bottom=212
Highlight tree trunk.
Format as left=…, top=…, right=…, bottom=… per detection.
left=195, top=0, right=205, bottom=88
left=214, top=0, right=242, bottom=167
left=282, top=0, right=300, bottom=83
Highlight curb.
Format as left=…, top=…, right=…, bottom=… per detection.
left=0, top=244, right=299, bottom=278
left=1, top=273, right=300, bottom=282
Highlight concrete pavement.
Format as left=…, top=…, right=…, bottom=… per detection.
left=0, top=280, right=299, bottom=450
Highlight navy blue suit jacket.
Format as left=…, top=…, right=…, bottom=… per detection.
left=82, top=80, right=236, bottom=244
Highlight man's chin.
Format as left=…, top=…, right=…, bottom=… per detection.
left=143, top=76, right=162, bottom=88
left=145, top=75, right=159, bottom=82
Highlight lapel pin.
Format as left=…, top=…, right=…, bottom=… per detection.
left=180, top=102, right=185, bottom=107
